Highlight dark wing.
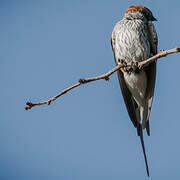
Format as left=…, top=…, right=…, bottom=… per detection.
left=144, top=22, right=158, bottom=135
left=111, top=38, right=138, bottom=128
left=117, top=70, right=138, bottom=127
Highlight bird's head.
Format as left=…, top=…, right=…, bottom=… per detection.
left=124, top=5, right=157, bottom=21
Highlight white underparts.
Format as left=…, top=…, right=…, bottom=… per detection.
left=124, top=71, right=148, bottom=124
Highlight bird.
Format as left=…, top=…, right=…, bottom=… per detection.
left=111, top=5, right=158, bottom=176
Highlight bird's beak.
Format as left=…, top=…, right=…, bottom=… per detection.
left=152, top=16, right=157, bottom=21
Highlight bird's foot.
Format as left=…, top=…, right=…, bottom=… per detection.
left=129, top=61, right=139, bottom=73
left=118, top=59, right=128, bottom=72
left=118, top=59, right=127, bottom=66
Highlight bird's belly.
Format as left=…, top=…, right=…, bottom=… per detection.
left=124, top=71, right=147, bottom=106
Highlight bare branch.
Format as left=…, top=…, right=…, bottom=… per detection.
left=25, top=47, right=180, bottom=110
left=138, top=46, right=180, bottom=69
left=24, top=64, right=127, bottom=110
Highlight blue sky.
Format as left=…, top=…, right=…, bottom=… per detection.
left=1, top=0, right=180, bottom=179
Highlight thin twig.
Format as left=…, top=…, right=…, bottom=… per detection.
left=25, top=47, right=180, bottom=110
left=138, top=47, right=180, bottom=69
left=24, top=63, right=127, bottom=110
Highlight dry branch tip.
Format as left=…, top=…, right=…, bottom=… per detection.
left=25, top=101, right=33, bottom=110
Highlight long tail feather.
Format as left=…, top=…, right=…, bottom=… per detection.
left=139, top=126, right=150, bottom=177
